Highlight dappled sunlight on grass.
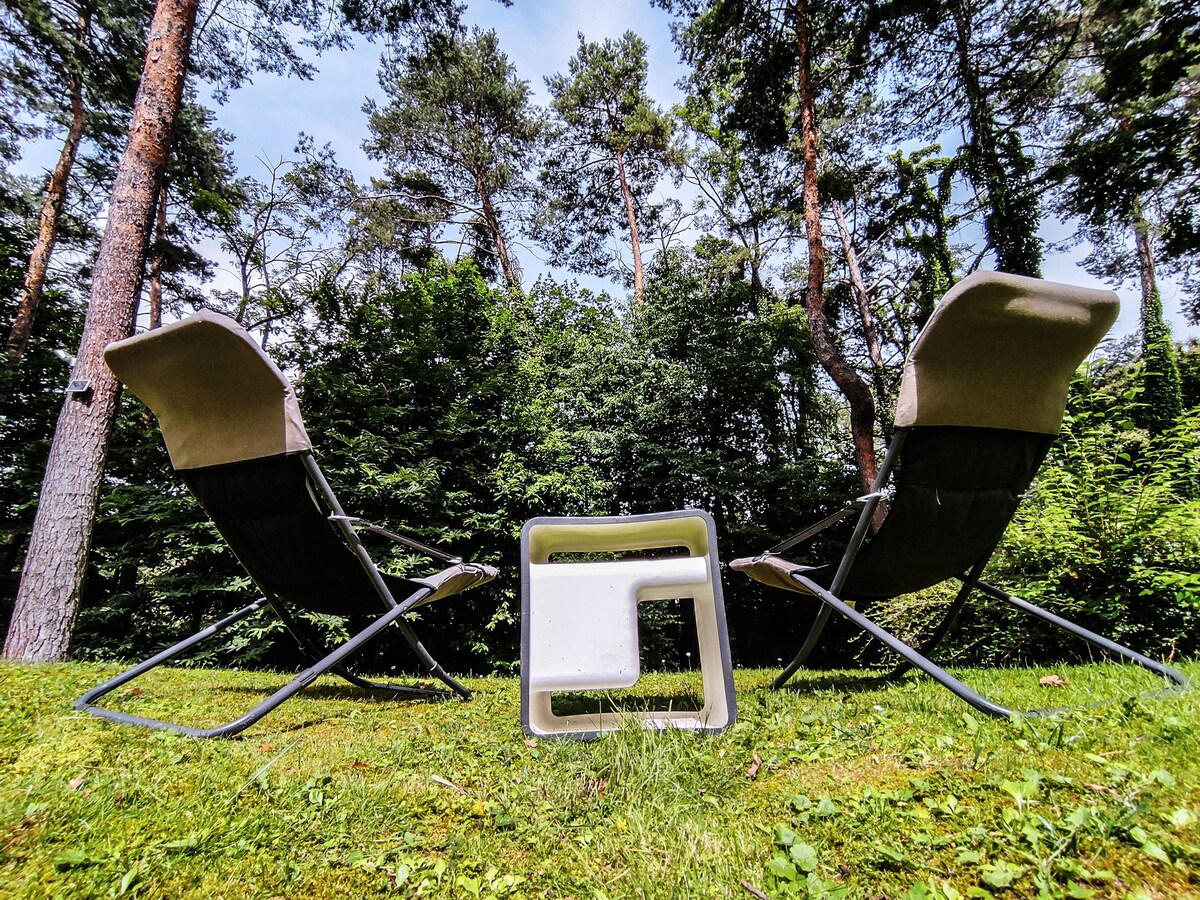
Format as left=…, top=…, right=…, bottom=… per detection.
left=1, top=661, right=1198, bottom=897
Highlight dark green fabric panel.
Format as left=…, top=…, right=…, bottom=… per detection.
left=180, top=454, right=424, bottom=617
left=834, top=427, right=1052, bottom=601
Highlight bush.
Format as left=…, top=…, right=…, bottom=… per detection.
left=992, top=370, right=1200, bottom=659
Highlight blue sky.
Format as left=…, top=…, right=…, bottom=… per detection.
left=214, top=0, right=686, bottom=186
left=204, top=0, right=689, bottom=301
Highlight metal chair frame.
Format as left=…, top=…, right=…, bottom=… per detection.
left=75, top=452, right=473, bottom=738
left=762, top=430, right=1189, bottom=717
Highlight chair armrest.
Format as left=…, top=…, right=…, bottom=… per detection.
left=411, top=563, right=500, bottom=602
left=730, top=555, right=818, bottom=595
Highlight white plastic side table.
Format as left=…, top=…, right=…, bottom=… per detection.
left=520, top=511, right=737, bottom=739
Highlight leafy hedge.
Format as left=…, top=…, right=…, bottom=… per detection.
left=5, top=260, right=1199, bottom=673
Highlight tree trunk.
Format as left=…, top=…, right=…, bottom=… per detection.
left=950, top=0, right=1042, bottom=278
left=1132, top=199, right=1183, bottom=434
left=614, top=148, right=645, bottom=307
left=5, top=14, right=91, bottom=364
left=1133, top=204, right=1158, bottom=318
left=147, top=183, right=169, bottom=329
left=793, top=0, right=879, bottom=498
left=475, top=172, right=520, bottom=293
left=4, top=0, right=199, bottom=662
left=831, top=198, right=889, bottom=421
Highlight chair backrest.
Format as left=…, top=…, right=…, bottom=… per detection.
left=840, top=272, right=1118, bottom=601
left=894, top=271, right=1119, bottom=434
left=104, top=310, right=312, bottom=471
left=105, top=312, right=414, bottom=616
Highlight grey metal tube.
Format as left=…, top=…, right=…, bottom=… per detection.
left=773, top=431, right=908, bottom=689
left=301, top=452, right=471, bottom=700
left=790, top=572, right=1188, bottom=717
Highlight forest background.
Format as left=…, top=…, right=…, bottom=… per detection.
left=0, top=0, right=1198, bottom=675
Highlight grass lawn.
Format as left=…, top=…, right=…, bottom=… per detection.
left=1, top=660, right=1198, bottom=899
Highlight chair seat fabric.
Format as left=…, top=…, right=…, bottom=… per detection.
left=841, top=427, right=1052, bottom=599
left=181, top=453, right=430, bottom=616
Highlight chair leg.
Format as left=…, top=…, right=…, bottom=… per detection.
left=392, top=618, right=472, bottom=699
left=885, top=566, right=985, bottom=680
left=270, top=600, right=468, bottom=701
left=976, top=581, right=1189, bottom=688
left=773, top=434, right=908, bottom=689
left=75, top=600, right=270, bottom=734
left=789, top=574, right=1188, bottom=718
left=772, top=605, right=835, bottom=689
left=75, top=586, right=463, bottom=737
left=332, top=666, right=460, bottom=700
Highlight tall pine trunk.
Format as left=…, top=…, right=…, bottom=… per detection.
left=147, top=184, right=169, bottom=329
left=831, top=198, right=889, bottom=423
left=475, top=172, right=520, bottom=293
left=615, top=148, right=645, bottom=307
left=950, top=0, right=1042, bottom=278
left=5, top=13, right=91, bottom=364
left=4, top=0, right=199, bottom=661
left=793, top=0, right=879, bottom=498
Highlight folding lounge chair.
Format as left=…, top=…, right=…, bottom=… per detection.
left=732, top=271, right=1188, bottom=717
left=76, top=310, right=497, bottom=738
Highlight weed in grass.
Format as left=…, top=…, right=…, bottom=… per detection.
left=2, top=662, right=1199, bottom=898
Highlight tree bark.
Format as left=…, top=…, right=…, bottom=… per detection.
left=475, top=172, right=520, bottom=293
left=5, top=13, right=91, bottom=364
left=147, top=183, right=169, bottom=329
left=793, top=0, right=879, bottom=498
left=614, top=148, right=645, bottom=307
left=831, top=198, right=889, bottom=419
left=1132, top=198, right=1183, bottom=434
left=1133, top=200, right=1159, bottom=316
left=950, top=0, right=1041, bottom=278
left=4, top=0, right=199, bottom=661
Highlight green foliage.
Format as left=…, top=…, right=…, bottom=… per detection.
left=1138, top=285, right=1185, bottom=435
left=1052, top=1, right=1199, bottom=326
left=58, top=250, right=858, bottom=671
left=363, top=26, right=540, bottom=287
left=0, top=211, right=62, bottom=620
left=866, top=0, right=1063, bottom=277
left=994, top=370, right=1200, bottom=658
left=968, top=127, right=1043, bottom=278
left=601, top=243, right=853, bottom=664
left=885, top=147, right=957, bottom=329
left=1055, top=0, right=1199, bottom=262
left=1179, top=340, right=1200, bottom=410
left=290, top=260, right=613, bottom=669
left=537, top=30, right=679, bottom=283
left=3, top=662, right=1199, bottom=897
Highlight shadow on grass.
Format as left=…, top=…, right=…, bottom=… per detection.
left=215, top=682, right=454, bottom=704
left=767, top=666, right=905, bottom=696
left=550, top=691, right=706, bottom=717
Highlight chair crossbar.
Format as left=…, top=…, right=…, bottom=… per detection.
left=73, top=584, right=456, bottom=738
left=787, top=572, right=1188, bottom=718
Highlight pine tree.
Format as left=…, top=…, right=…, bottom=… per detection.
left=539, top=31, right=679, bottom=307
left=364, top=28, right=540, bottom=292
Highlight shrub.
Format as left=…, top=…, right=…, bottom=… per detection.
left=993, top=371, right=1200, bottom=659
